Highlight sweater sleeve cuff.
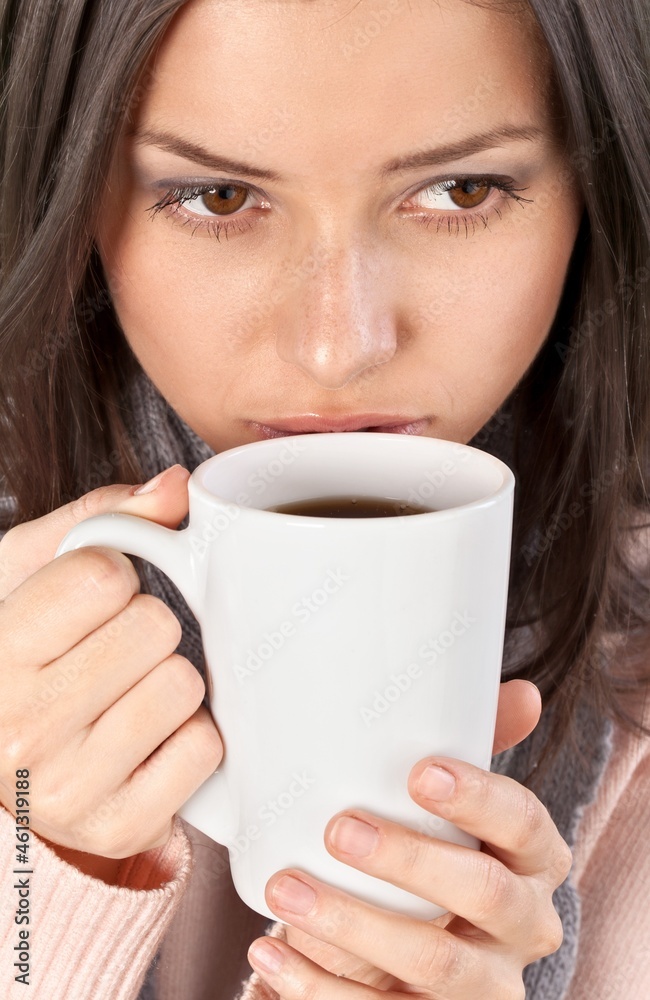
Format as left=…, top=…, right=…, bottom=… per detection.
left=1, top=807, right=193, bottom=999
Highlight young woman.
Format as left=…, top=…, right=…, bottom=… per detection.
left=0, top=0, right=648, bottom=997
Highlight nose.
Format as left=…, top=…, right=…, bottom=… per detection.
left=274, top=243, right=398, bottom=390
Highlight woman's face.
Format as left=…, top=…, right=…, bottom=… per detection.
left=97, top=0, right=582, bottom=453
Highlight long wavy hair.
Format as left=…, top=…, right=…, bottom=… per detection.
left=1, top=0, right=649, bottom=777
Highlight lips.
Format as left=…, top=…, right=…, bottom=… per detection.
left=248, top=415, right=430, bottom=438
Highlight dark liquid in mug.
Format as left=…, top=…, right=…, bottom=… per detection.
left=266, top=495, right=436, bottom=518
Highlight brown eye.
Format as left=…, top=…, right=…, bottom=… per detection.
left=448, top=180, right=491, bottom=209
left=201, top=184, right=249, bottom=215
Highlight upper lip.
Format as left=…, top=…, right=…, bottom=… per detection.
left=250, top=414, right=426, bottom=433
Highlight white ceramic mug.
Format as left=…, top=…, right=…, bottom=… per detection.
left=55, top=432, right=514, bottom=921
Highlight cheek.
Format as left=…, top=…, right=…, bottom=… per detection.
left=404, top=205, right=579, bottom=436
left=487, top=217, right=577, bottom=370
left=420, top=205, right=578, bottom=375
left=101, top=228, right=256, bottom=374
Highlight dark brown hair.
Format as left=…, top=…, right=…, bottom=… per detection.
left=1, top=0, right=648, bottom=774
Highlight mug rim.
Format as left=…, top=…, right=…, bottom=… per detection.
left=188, top=432, right=515, bottom=522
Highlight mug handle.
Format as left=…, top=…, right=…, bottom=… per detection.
left=54, top=513, right=237, bottom=846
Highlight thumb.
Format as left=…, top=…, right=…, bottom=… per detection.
left=111, top=463, right=191, bottom=529
left=0, top=464, right=191, bottom=599
left=53, top=463, right=192, bottom=551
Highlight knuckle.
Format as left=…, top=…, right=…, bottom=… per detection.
left=108, top=829, right=143, bottom=858
left=502, top=978, right=526, bottom=1000
left=463, top=766, right=492, bottom=815
left=90, top=818, right=133, bottom=859
left=552, top=840, right=574, bottom=885
left=472, top=855, right=514, bottom=922
left=135, top=594, right=183, bottom=649
left=75, top=547, right=140, bottom=603
left=69, top=491, right=94, bottom=522
left=400, top=834, right=431, bottom=884
left=77, top=790, right=136, bottom=857
left=37, top=783, right=78, bottom=834
left=542, top=908, right=564, bottom=955
left=189, top=709, right=223, bottom=772
left=0, top=722, right=40, bottom=773
left=2, top=738, right=27, bottom=774
left=69, top=490, right=105, bottom=525
left=512, top=789, right=547, bottom=853
left=410, top=932, right=461, bottom=985
left=530, top=906, right=564, bottom=959
left=195, top=734, right=223, bottom=775
left=165, top=654, right=206, bottom=706
left=548, top=912, right=565, bottom=954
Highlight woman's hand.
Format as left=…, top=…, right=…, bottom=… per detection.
left=0, top=465, right=222, bottom=869
left=247, top=679, right=571, bottom=999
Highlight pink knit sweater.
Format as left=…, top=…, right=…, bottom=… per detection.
left=1, top=715, right=649, bottom=999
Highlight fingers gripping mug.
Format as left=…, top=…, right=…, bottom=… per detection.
left=55, top=433, right=514, bottom=921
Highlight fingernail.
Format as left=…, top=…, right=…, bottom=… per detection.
left=272, top=875, right=316, bottom=914
left=132, top=465, right=180, bottom=495
left=249, top=940, right=285, bottom=974
left=417, top=764, right=456, bottom=800
left=330, top=816, right=379, bottom=856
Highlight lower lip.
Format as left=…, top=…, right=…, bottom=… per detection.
left=249, top=420, right=430, bottom=440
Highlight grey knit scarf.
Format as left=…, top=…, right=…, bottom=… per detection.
left=2, top=363, right=612, bottom=1000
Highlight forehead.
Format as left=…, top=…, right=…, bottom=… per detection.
left=133, top=0, right=556, bottom=176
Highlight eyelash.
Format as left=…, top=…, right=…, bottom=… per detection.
left=145, top=175, right=533, bottom=242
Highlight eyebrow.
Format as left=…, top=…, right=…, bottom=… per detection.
left=129, top=123, right=547, bottom=183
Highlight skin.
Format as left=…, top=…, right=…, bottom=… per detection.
left=97, top=0, right=582, bottom=453
left=93, top=0, right=582, bottom=994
